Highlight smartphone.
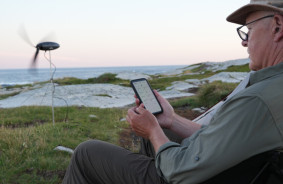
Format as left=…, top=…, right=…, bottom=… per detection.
left=130, top=78, right=163, bottom=114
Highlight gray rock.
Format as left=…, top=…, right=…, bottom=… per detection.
left=185, top=79, right=203, bottom=86
left=192, top=107, right=207, bottom=113
left=115, top=72, right=151, bottom=80
left=89, top=114, right=97, bottom=118
left=166, top=81, right=198, bottom=91
left=202, top=72, right=248, bottom=83
left=0, top=84, right=135, bottom=108
left=54, top=146, right=74, bottom=154
left=204, top=58, right=250, bottom=72
left=159, top=89, right=194, bottom=99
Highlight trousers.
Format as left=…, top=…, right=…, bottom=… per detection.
left=62, top=129, right=183, bottom=184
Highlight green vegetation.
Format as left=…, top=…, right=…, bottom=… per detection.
left=189, top=63, right=250, bottom=73
left=149, top=71, right=215, bottom=91
left=0, top=106, right=128, bottom=184
left=149, top=63, right=249, bottom=90
left=190, top=63, right=209, bottom=73
left=170, top=96, right=199, bottom=109
left=221, top=63, right=250, bottom=72
left=94, top=94, right=112, bottom=98
left=4, top=84, right=33, bottom=90
left=51, top=63, right=249, bottom=90
left=53, top=73, right=129, bottom=86
left=170, top=81, right=238, bottom=109
left=197, top=81, right=238, bottom=108
left=0, top=92, right=21, bottom=100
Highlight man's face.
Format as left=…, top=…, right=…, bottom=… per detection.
left=243, top=11, right=273, bottom=71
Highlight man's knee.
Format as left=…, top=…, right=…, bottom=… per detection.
left=73, top=139, right=103, bottom=159
left=63, top=140, right=104, bottom=184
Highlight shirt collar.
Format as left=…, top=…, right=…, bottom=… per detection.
left=249, top=62, right=283, bottom=86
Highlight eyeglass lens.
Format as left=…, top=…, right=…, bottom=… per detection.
left=239, top=26, right=248, bottom=40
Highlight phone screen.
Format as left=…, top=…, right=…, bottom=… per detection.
left=131, top=78, right=163, bottom=114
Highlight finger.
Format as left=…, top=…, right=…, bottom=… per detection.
left=126, top=115, right=131, bottom=124
left=130, top=106, right=137, bottom=111
left=128, top=107, right=141, bottom=118
left=134, top=94, right=139, bottom=101
left=135, top=98, right=140, bottom=106
left=153, top=90, right=161, bottom=99
left=127, top=108, right=135, bottom=118
left=135, top=104, right=146, bottom=114
left=153, top=89, right=159, bottom=96
left=153, top=90, right=164, bottom=102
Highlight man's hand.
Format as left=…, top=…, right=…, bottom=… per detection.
left=127, top=104, right=160, bottom=139
left=134, top=90, right=175, bottom=129
left=126, top=104, right=169, bottom=152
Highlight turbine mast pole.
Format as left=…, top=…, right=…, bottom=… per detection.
left=49, top=51, right=55, bottom=126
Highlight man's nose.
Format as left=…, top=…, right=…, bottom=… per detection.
left=241, top=40, right=248, bottom=47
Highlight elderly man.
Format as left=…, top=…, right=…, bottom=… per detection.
left=62, top=1, right=283, bottom=183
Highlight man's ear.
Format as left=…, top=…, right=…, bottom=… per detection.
left=273, top=15, right=283, bottom=42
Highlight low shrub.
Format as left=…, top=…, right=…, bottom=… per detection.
left=197, top=81, right=237, bottom=108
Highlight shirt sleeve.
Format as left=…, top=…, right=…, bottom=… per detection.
left=155, top=95, right=282, bottom=184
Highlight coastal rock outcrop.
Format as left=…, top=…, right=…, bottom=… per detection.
left=0, top=58, right=250, bottom=108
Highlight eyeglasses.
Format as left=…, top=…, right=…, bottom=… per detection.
left=237, top=15, right=274, bottom=41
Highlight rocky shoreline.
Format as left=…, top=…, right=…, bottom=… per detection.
left=0, top=58, right=250, bottom=108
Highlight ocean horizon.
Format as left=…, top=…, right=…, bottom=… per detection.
left=0, top=65, right=187, bottom=86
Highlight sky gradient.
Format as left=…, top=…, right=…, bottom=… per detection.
left=0, top=0, right=249, bottom=69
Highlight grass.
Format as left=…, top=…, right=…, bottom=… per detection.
left=197, top=81, right=238, bottom=108
left=221, top=63, right=250, bottom=72
left=170, top=96, right=199, bottom=109
left=53, top=73, right=129, bottom=86
left=148, top=63, right=249, bottom=90
left=189, top=63, right=250, bottom=73
left=0, top=92, right=21, bottom=100
left=149, top=71, right=215, bottom=90
left=0, top=106, right=128, bottom=184
left=170, top=81, right=238, bottom=109
left=94, top=94, right=112, bottom=98
left=4, top=84, right=33, bottom=90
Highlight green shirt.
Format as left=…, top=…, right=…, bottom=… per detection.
left=155, top=62, right=283, bottom=184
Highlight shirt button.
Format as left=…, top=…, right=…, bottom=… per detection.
left=195, top=156, right=200, bottom=161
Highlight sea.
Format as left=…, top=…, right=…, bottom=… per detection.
left=0, top=65, right=186, bottom=86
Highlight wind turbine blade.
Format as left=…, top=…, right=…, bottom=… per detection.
left=18, top=24, right=35, bottom=47
left=39, top=31, right=57, bottom=43
left=33, top=47, right=40, bottom=64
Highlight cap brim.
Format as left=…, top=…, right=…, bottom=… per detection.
left=227, top=4, right=283, bottom=25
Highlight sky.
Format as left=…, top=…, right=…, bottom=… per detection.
left=0, top=0, right=249, bottom=69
